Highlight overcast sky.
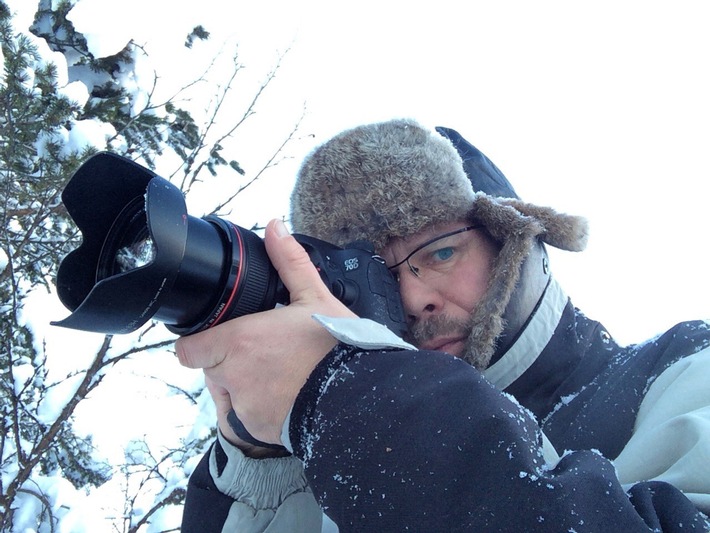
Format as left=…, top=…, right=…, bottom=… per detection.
left=61, top=0, right=710, bottom=344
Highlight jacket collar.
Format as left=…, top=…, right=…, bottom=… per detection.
left=483, top=277, right=568, bottom=389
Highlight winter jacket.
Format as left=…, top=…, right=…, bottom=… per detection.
left=181, top=278, right=710, bottom=532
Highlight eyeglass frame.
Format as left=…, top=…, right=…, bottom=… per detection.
left=387, top=225, right=483, bottom=279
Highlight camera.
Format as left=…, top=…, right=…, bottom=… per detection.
left=51, top=152, right=407, bottom=338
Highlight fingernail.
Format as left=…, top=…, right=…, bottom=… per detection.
left=273, top=218, right=290, bottom=238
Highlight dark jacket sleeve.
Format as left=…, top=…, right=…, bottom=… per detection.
left=182, top=442, right=233, bottom=533
left=288, top=344, right=710, bottom=532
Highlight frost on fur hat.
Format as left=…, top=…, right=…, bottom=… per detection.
left=290, top=118, right=476, bottom=250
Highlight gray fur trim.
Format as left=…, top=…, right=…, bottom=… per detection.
left=462, top=195, right=588, bottom=368
left=290, top=119, right=475, bottom=249
left=498, top=198, right=589, bottom=252
left=462, top=196, right=546, bottom=368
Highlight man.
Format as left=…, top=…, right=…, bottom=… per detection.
left=178, top=119, right=710, bottom=531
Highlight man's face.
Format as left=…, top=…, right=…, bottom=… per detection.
left=380, top=220, right=500, bottom=359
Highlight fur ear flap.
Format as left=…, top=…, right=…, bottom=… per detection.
left=469, top=195, right=545, bottom=244
left=499, top=198, right=589, bottom=252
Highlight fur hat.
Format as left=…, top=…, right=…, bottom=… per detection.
left=291, top=119, right=476, bottom=251
left=290, top=119, right=588, bottom=370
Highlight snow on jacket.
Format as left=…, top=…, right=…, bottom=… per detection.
left=181, top=279, right=710, bottom=532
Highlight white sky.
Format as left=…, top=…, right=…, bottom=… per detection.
left=21, top=0, right=710, bottom=344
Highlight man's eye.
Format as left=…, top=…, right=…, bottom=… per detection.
left=432, top=247, right=455, bottom=262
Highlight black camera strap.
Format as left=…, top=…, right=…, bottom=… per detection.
left=227, top=409, right=288, bottom=452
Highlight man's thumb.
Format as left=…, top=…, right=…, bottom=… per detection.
left=264, top=219, right=328, bottom=302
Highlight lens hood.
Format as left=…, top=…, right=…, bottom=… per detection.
left=52, top=153, right=188, bottom=334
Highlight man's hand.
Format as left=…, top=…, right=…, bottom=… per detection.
left=176, top=219, right=356, bottom=447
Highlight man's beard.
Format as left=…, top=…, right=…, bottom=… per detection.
left=406, top=314, right=496, bottom=370
left=406, top=314, right=472, bottom=355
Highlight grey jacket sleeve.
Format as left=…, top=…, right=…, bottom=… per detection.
left=613, top=346, right=710, bottom=513
left=181, top=432, right=325, bottom=532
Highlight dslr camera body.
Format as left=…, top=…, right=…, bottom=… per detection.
left=53, top=152, right=407, bottom=338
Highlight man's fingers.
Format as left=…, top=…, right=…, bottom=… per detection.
left=264, top=219, right=331, bottom=303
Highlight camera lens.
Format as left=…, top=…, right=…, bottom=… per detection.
left=52, top=152, right=293, bottom=335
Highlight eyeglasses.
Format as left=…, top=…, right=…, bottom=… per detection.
left=387, top=226, right=482, bottom=282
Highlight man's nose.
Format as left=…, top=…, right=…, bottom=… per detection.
left=397, top=272, right=445, bottom=323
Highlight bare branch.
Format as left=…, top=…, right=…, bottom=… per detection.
left=16, top=486, right=57, bottom=533
left=212, top=105, right=306, bottom=215
left=127, top=487, right=186, bottom=533
left=177, top=46, right=292, bottom=196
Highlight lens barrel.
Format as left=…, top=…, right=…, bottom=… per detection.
left=164, top=217, right=282, bottom=336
